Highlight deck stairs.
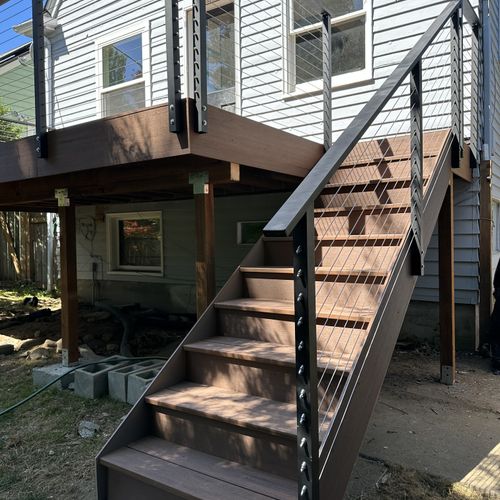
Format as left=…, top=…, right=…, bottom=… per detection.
left=97, top=128, right=453, bottom=499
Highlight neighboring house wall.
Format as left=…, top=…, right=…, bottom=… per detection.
left=75, top=193, right=289, bottom=312
left=0, top=50, right=35, bottom=138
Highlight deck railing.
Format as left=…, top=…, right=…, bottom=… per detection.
left=259, top=1, right=481, bottom=498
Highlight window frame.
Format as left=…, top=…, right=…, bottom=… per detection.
left=95, top=24, right=151, bottom=118
left=283, top=0, right=373, bottom=97
left=106, top=211, right=164, bottom=275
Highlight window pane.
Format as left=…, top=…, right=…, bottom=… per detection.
left=293, top=0, right=364, bottom=29
left=239, top=221, right=266, bottom=245
left=295, top=17, right=366, bottom=84
left=103, top=34, right=143, bottom=88
left=102, top=82, right=145, bottom=116
left=118, top=217, right=162, bottom=268
left=207, top=5, right=235, bottom=95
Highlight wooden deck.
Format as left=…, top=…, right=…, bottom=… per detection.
left=0, top=99, right=323, bottom=210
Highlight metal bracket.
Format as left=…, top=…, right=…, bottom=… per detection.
left=189, top=171, right=209, bottom=195
left=55, top=188, right=70, bottom=207
left=32, top=0, right=48, bottom=158
left=166, top=0, right=183, bottom=133
left=440, top=365, right=454, bottom=385
left=193, top=0, right=208, bottom=133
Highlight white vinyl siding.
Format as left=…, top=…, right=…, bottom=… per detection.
left=51, top=0, right=483, bottom=305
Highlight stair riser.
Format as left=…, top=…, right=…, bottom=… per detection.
left=318, top=187, right=414, bottom=207
left=331, top=158, right=433, bottom=184
left=317, top=244, right=399, bottom=269
left=217, top=308, right=368, bottom=352
left=106, top=469, right=182, bottom=500
left=243, top=275, right=384, bottom=309
left=152, top=411, right=297, bottom=480
left=264, top=240, right=400, bottom=270
left=186, top=351, right=344, bottom=407
left=314, top=212, right=410, bottom=236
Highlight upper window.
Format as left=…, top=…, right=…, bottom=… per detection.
left=286, top=0, right=372, bottom=94
left=98, top=31, right=149, bottom=117
left=106, top=212, right=163, bottom=274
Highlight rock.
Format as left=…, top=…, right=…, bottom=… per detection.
left=27, top=347, right=50, bottom=361
left=106, top=343, right=119, bottom=353
left=79, top=344, right=103, bottom=361
left=78, top=420, right=100, bottom=438
left=101, top=332, right=114, bottom=343
left=33, top=330, right=42, bottom=338
left=56, top=338, right=63, bottom=353
left=87, top=339, right=105, bottom=352
left=42, top=339, right=57, bottom=349
left=0, top=344, right=14, bottom=355
left=82, top=333, right=95, bottom=344
left=17, top=338, right=44, bottom=351
left=84, top=311, right=111, bottom=323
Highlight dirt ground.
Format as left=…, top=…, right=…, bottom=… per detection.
left=347, top=350, right=500, bottom=499
left=0, top=284, right=498, bottom=499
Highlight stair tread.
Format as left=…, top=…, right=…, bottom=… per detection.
left=185, top=336, right=355, bottom=372
left=146, top=382, right=297, bottom=439
left=240, top=266, right=387, bottom=278
left=320, top=233, right=404, bottom=240
left=101, top=437, right=295, bottom=499
left=215, top=298, right=374, bottom=322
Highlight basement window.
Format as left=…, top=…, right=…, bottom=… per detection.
left=285, top=0, right=373, bottom=95
left=97, top=28, right=150, bottom=117
left=106, top=212, right=163, bottom=274
left=237, top=221, right=266, bottom=245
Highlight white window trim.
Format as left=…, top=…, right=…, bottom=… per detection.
left=283, top=0, right=373, bottom=98
left=95, top=23, right=152, bottom=118
left=106, top=211, right=163, bottom=276
left=184, top=0, right=242, bottom=114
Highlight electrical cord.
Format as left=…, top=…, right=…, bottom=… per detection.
left=0, top=355, right=169, bottom=419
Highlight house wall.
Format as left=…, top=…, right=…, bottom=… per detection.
left=48, top=0, right=483, bottom=340
left=75, top=192, right=289, bottom=312
left=488, top=0, right=500, bottom=277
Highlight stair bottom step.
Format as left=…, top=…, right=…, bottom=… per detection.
left=101, top=436, right=296, bottom=500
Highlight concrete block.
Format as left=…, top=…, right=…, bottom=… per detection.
left=32, top=363, right=77, bottom=390
left=74, top=357, right=131, bottom=399
left=108, top=360, right=163, bottom=402
left=127, top=367, right=162, bottom=405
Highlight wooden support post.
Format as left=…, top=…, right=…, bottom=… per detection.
left=439, top=181, right=455, bottom=384
left=190, top=172, right=215, bottom=317
left=479, top=160, right=492, bottom=347
left=58, top=190, right=79, bottom=366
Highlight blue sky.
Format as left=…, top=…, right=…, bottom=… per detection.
left=0, top=0, right=33, bottom=55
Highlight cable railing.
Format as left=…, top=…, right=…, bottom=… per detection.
left=261, top=1, right=481, bottom=498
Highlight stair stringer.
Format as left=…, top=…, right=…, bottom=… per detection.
left=95, top=238, right=267, bottom=499
left=318, top=131, right=453, bottom=500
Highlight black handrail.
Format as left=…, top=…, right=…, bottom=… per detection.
left=263, top=0, right=462, bottom=238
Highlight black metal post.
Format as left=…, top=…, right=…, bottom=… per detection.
left=193, top=0, right=207, bottom=133
left=293, top=207, right=319, bottom=500
left=410, top=60, right=424, bottom=276
left=450, top=8, right=463, bottom=165
left=32, top=0, right=47, bottom=157
left=166, top=0, right=183, bottom=133
left=322, top=11, right=332, bottom=151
